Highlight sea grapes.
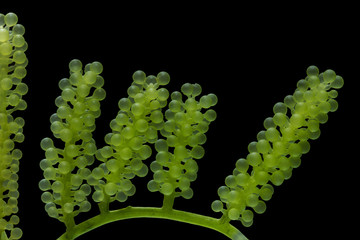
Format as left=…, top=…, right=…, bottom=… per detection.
left=92, top=70, right=172, bottom=204
left=212, top=65, right=344, bottom=227
left=38, top=56, right=343, bottom=240
left=0, top=10, right=345, bottom=240
left=0, top=12, right=27, bottom=240
left=148, top=84, right=217, bottom=199
left=39, top=59, right=105, bottom=226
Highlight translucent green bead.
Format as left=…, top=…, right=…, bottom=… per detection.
left=246, top=152, right=262, bottom=167
left=104, top=182, right=118, bottom=196
left=246, top=193, right=259, bottom=207
left=253, top=170, right=269, bottom=185
left=273, top=113, right=288, bottom=127
left=93, top=88, right=106, bottom=100
left=157, top=88, right=170, bottom=101
left=288, top=143, right=302, bottom=157
left=256, top=140, right=271, bottom=154
left=13, top=23, right=25, bottom=35
left=181, top=83, right=193, bottom=96
left=323, top=69, right=336, bottom=83
left=13, top=34, right=25, bottom=47
left=45, top=148, right=58, bottom=160
left=241, top=210, right=254, bottom=223
left=270, top=170, right=285, bottom=186
left=265, top=127, right=280, bottom=142
left=10, top=227, right=23, bottom=239
left=15, top=83, right=28, bottom=96
left=110, top=134, right=122, bottom=146
left=199, top=95, right=212, bottom=108
left=263, top=153, right=277, bottom=168
left=135, top=119, right=148, bottom=132
left=51, top=181, right=64, bottom=193
left=41, top=192, right=53, bottom=203
left=5, top=12, right=18, bottom=26
left=289, top=113, right=304, bottom=128
left=0, top=28, right=10, bottom=42
left=328, top=99, right=339, bottom=112
left=225, top=175, right=237, bottom=188
left=160, top=183, right=174, bottom=196
left=192, top=83, right=202, bottom=97
left=65, top=145, right=78, bottom=159
left=235, top=158, right=249, bottom=173
left=259, top=185, right=274, bottom=200
left=204, top=109, right=217, bottom=122
left=40, top=138, right=54, bottom=150
left=273, top=102, right=287, bottom=114
left=92, top=167, right=105, bottom=179
left=191, top=145, right=205, bottom=159
left=147, top=180, right=159, bottom=192
left=38, top=179, right=51, bottom=191
left=69, top=59, right=82, bottom=72
left=58, top=161, right=72, bottom=174
left=150, top=110, right=163, bottom=123
left=316, top=112, right=328, bottom=124
left=235, top=173, right=249, bottom=186
left=14, top=66, right=27, bottom=79
left=63, top=203, right=74, bottom=214
left=284, top=95, right=295, bottom=108
left=13, top=50, right=26, bottom=64
left=211, top=200, right=223, bottom=212
left=79, top=201, right=91, bottom=212
left=171, top=91, right=182, bottom=101
left=253, top=200, right=266, bottom=214
left=155, top=139, right=168, bottom=152
left=157, top=71, right=170, bottom=85
left=306, top=65, right=319, bottom=76
left=0, top=77, right=12, bottom=90
left=263, top=117, right=275, bottom=129
left=83, top=71, right=97, bottom=84
left=133, top=70, right=146, bottom=84
left=131, top=103, right=145, bottom=116
left=296, top=79, right=308, bottom=92
left=138, top=145, right=152, bottom=159
left=90, top=61, right=103, bottom=74
left=146, top=75, right=157, bottom=85
left=331, top=75, right=344, bottom=89
left=181, top=188, right=194, bottom=199
left=0, top=42, right=12, bottom=55
left=228, top=208, right=240, bottom=220
left=119, top=147, right=132, bottom=160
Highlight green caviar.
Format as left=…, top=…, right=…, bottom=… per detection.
left=0, top=12, right=26, bottom=240
left=94, top=70, right=171, bottom=203
left=148, top=84, right=217, bottom=199
left=41, top=61, right=343, bottom=240
left=40, top=61, right=218, bottom=228
left=40, top=59, right=105, bottom=223
left=212, top=65, right=344, bottom=227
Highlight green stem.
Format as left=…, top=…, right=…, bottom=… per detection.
left=1, top=231, right=9, bottom=240
left=98, top=195, right=110, bottom=214
left=162, top=194, right=175, bottom=211
left=56, top=207, right=247, bottom=240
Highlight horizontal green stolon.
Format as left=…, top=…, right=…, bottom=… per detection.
left=57, top=206, right=247, bottom=240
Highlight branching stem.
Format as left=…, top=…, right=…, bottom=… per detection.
left=57, top=207, right=247, bottom=240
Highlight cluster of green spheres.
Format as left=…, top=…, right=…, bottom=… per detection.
left=92, top=70, right=171, bottom=203
left=0, top=12, right=27, bottom=240
left=147, top=83, right=217, bottom=199
left=39, top=59, right=105, bottom=221
left=212, top=66, right=344, bottom=227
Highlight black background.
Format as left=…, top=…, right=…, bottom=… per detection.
left=1, top=2, right=357, bottom=240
